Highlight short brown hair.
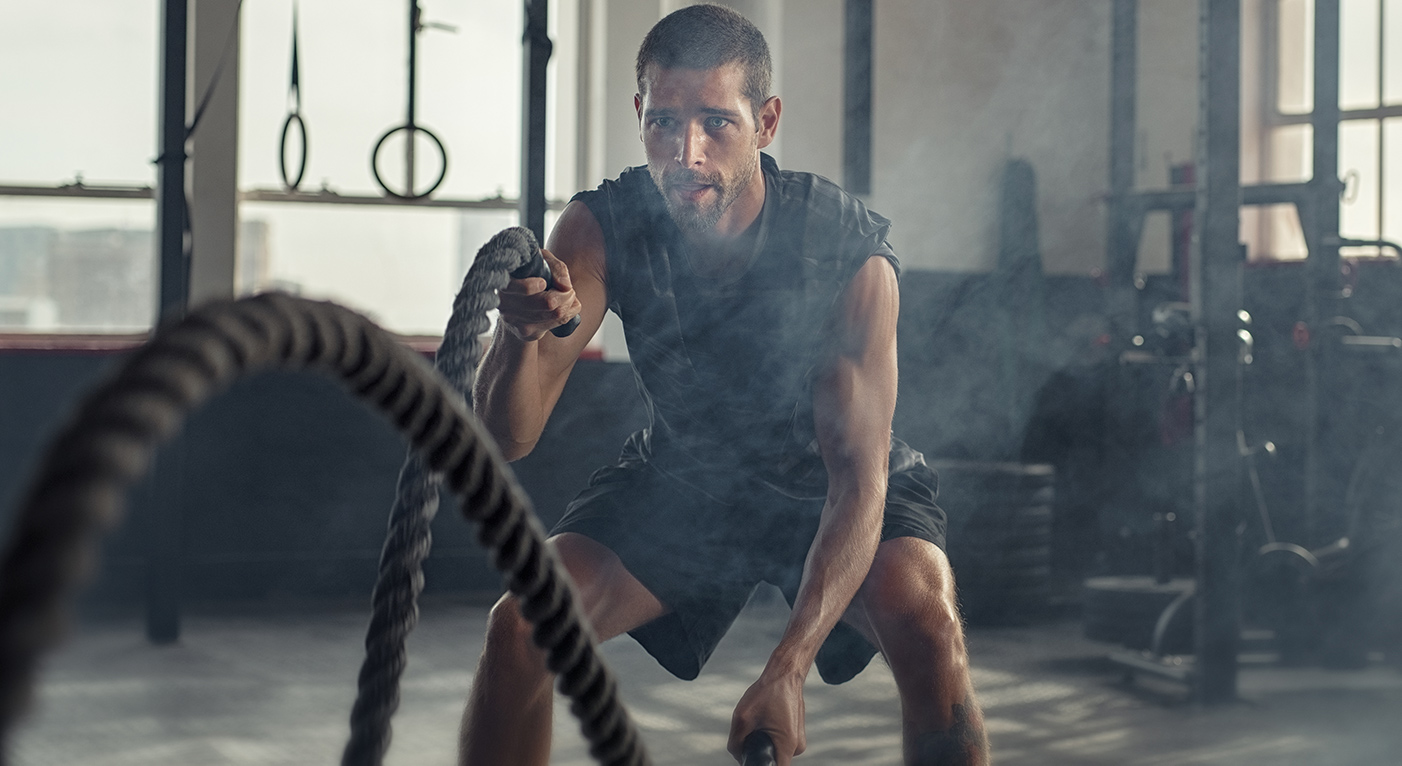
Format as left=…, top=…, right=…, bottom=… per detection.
left=635, top=4, right=772, bottom=118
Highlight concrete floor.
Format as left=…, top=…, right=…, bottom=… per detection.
left=10, top=594, right=1402, bottom=765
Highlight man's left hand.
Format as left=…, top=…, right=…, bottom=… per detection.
left=727, top=670, right=806, bottom=765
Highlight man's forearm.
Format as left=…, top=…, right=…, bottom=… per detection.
left=473, top=327, right=550, bottom=460
left=765, top=484, right=885, bottom=677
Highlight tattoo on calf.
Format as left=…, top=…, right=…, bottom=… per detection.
left=913, top=694, right=989, bottom=766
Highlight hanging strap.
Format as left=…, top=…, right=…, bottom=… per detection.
left=289, top=3, right=302, bottom=114
left=280, top=2, right=309, bottom=190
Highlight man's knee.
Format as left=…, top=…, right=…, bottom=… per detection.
left=484, top=594, right=541, bottom=660
left=859, top=538, right=964, bottom=652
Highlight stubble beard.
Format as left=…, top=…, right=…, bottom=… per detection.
left=652, top=149, right=759, bottom=236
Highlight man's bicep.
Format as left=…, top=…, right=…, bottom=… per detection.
left=813, top=256, right=900, bottom=481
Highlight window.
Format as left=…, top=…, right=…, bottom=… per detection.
left=1252, top=0, right=1402, bottom=259
left=236, top=0, right=531, bottom=335
left=0, top=1, right=160, bottom=332
left=1, top=0, right=576, bottom=337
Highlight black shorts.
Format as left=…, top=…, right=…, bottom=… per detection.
left=549, top=458, right=946, bottom=684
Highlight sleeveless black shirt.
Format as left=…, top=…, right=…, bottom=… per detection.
left=573, top=153, right=923, bottom=499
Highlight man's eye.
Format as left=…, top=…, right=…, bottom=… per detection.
left=652, top=117, right=675, bottom=129
left=705, top=117, right=730, bottom=130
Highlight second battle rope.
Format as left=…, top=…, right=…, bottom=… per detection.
left=0, top=273, right=648, bottom=765
left=343, top=226, right=623, bottom=764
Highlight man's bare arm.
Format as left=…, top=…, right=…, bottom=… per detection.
left=773, top=254, right=898, bottom=673
left=473, top=201, right=610, bottom=460
left=728, top=255, right=899, bottom=762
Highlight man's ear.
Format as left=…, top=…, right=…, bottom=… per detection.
left=756, top=96, right=782, bottom=149
left=635, top=93, right=644, bottom=140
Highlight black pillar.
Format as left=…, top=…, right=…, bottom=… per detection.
left=520, top=0, right=552, bottom=242
left=1191, top=0, right=1243, bottom=704
left=1305, top=0, right=1343, bottom=544
left=843, top=0, right=872, bottom=195
left=1106, top=0, right=1142, bottom=338
left=149, top=0, right=190, bottom=644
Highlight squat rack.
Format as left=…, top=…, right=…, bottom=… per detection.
left=1103, top=0, right=1346, bottom=702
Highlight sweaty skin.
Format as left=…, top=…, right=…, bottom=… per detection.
left=465, top=62, right=987, bottom=766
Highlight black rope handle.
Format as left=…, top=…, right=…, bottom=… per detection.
left=0, top=286, right=648, bottom=765
left=740, top=731, right=777, bottom=766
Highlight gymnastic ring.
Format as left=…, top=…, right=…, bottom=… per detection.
left=279, top=111, right=309, bottom=191
left=371, top=123, right=448, bottom=200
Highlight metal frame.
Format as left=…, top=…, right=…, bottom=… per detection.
left=1104, top=0, right=1348, bottom=702
left=1191, top=0, right=1245, bottom=705
left=146, top=0, right=191, bottom=645
left=0, top=184, right=566, bottom=211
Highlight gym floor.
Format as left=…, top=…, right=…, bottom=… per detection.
left=12, top=592, right=1402, bottom=766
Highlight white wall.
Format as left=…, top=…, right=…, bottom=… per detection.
left=866, top=0, right=1112, bottom=275
left=777, top=0, right=844, bottom=183
left=572, top=0, right=1221, bottom=278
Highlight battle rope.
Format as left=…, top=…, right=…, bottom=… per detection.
left=342, top=227, right=623, bottom=764
left=0, top=235, right=647, bottom=765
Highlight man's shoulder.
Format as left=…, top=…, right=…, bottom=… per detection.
left=764, top=155, right=891, bottom=232
left=570, top=164, right=665, bottom=232
left=572, top=164, right=654, bottom=202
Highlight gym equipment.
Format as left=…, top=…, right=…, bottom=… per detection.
left=0, top=230, right=645, bottom=765
left=935, top=460, right=1055, bottom=625
left=1083, top=575, right=1194, bottom=653
left=371, top=0, right=453, bottom=200
left=510, top=252, right=582, bottom=338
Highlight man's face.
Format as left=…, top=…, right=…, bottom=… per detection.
left=636, top=63, right=778, bottom=235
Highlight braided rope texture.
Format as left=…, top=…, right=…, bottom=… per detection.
left=0, top=242, right=648, bottom=766
left=343, top=227, right=647, bottom=766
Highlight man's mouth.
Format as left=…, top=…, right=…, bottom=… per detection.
left=670, top=182, right=713, bottom=203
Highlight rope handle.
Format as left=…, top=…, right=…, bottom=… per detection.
left=509, top=244, right=581, bottom=338
left=740, top=730, right=778, bottom=766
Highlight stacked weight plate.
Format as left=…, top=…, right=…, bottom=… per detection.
left=933, top=460, right=1055, bottom=625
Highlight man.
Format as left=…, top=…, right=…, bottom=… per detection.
left=463, top=5, right=987, bottom=765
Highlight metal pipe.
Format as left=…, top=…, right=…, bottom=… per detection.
left=1191, top=0, right=1243, bottom=705
left=149, top=0, right=191, bottom=646
left=519, top=0, right=551, bottom=241
left=406, top=1, right=419, bottom=196
left=1306, top=0, right=1343, bottom=546
left=843, top=0, right=873, bottom=195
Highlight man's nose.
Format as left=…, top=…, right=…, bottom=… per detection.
left=675, top=122, right=705, bottom=168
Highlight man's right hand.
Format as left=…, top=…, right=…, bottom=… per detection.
left=496, top=249, right=584, bottom=342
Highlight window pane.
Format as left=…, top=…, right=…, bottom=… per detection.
left=1340, top=0, right=1381, bottom=111
left=239, top=203, right=522, bottom=335
left=1269, top=123, right=1315, bottom=181
left=1243, top=203, right=1309, bottom=260
left=0, top=1, right=159, bottom=185
left=1340, top=119, right=1382, bottom=239
left=0, top=199, right=156, bottom=332
left=1385, top=117, right=1402, bottom=243
left=1278, top=0, right=1316, bottom=114
left=238, top=0, right=523, bottom=199
left=1386, top=0, right=1402, bottom=105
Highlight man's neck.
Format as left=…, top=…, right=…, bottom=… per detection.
left=685, top=211, right=763, bottom=279
left=682, top=160, right=767, bottom=274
